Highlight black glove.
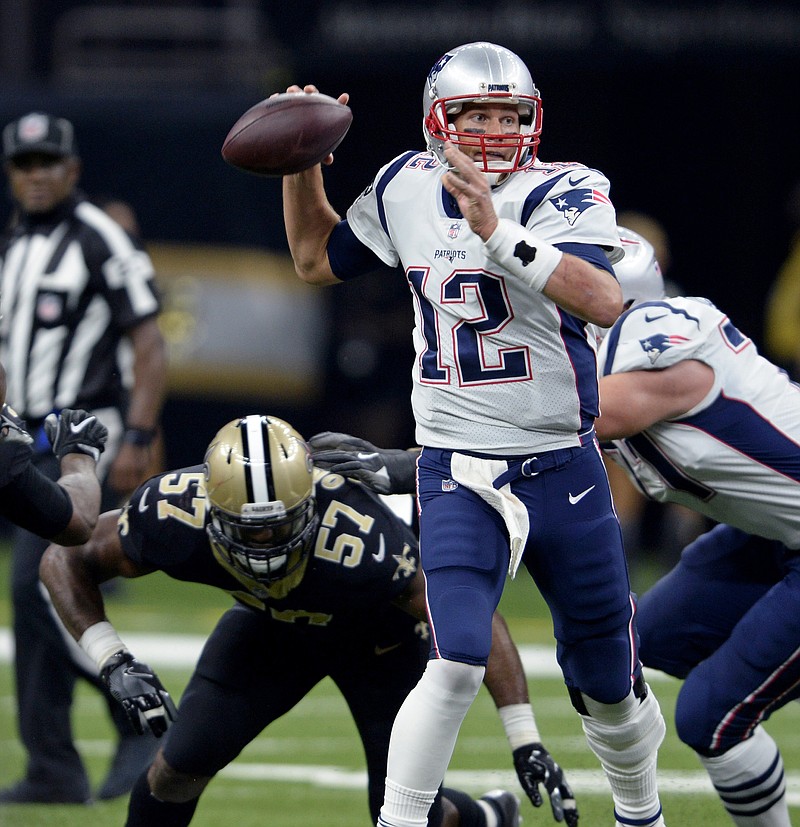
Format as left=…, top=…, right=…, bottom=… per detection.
left=307, top=431, right=418, bottom=495
left=513, top=743, right=579, bottom=825
left=100, top=651, right=178, bottom=737
left=44, top=408, right=108, bottom=462
left=0, top=404, right=33, bottom=446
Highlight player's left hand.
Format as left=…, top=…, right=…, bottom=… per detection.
left=513, top=743, right=579, bottom=825
left=101, top=651, right=178, bottom=737
left=308, top=431, right=418, bottom=495
left=44, top=408, right=108, bottom=462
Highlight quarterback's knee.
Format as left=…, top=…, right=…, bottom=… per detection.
left=148, top=751, right=211, bottom=803
left=426, top=657, right=485, bottom=701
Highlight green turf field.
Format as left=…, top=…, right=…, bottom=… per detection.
left=0, top=545, right=797, bottom=826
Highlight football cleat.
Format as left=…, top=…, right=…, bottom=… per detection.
left=480, top=789, right=522, bottom=827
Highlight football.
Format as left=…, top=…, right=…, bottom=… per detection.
left=221, top=93, right=353, bottom=177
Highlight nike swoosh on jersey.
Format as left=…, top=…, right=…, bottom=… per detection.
left=138, top=489, right=150, bottom=513
left=568, top=485, right=596, bottom=505
left=645, top=312, right=668, bottom=322
left=372, top=533, right=385, bottom=562
left=69, top=417, right=95, bottom=434
left=374, top=643, right=402, bottom=656
left=568, top=174, right=590, bottom=186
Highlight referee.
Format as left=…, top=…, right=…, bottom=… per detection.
left=0, top=112, right=167, bottom=804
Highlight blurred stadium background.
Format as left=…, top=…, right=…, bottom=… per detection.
left=1, top=3, right=800, bottom=823
left=1, top=0, right=799, bottom=467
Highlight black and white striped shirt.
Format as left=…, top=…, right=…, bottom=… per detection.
left=0, top=192, right=161, bottom=423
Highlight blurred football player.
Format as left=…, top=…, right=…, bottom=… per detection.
left=593, top=229, right=800, bottom=827
left=315, top=228, right=800, bottom=827
left=279, top=41, right=666, bottom=827
left=40, top=414, right=577, bottom=827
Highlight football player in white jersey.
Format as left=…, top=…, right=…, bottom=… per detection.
left=280, top=43, right=667, bottom=827
left=590, top=228, right=800, bottom=827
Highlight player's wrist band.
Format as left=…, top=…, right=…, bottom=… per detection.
left=499, top=703, right=542, bottom=750
left=124, top=426, right=157, bottom=447
left=79, top=621, right=129, bottom=670
left=483, top=218, right=563, bottom=292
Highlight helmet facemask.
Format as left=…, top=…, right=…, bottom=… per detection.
left=207, top=497, right=317, bottom=585
left=204, top=415, right=318, bottom=589
left=423, top=42, right=543, bottom=183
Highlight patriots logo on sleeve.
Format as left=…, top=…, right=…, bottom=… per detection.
left=549, top=187, right=612, bottom=226
left=640, top=333, right=690, bottom=364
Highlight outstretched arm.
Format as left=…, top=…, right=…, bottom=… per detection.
left=595, top=360, right=714, bottom=440
left=309, top=431, right=420, bottom=494
left=40, top=509, right=177, bottom=736
left=40, top=509, right=140, bottom=639
left=281, top=84, right=349, bottom=286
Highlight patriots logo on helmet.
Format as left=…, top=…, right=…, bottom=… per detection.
left=639, top=333, right=690, bottom=364
left=427, top=52, right=455, bottom=91
left=550, top=188, right=611, bottom=226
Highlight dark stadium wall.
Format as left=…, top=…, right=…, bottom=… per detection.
left=0, top=0, right=798, bottom=466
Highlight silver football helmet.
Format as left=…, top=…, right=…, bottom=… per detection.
left=204, top=415, right=317, bottom=587
left=615, top=226, right=666, bottom=307
left=423, top=42, right=542, bottom=177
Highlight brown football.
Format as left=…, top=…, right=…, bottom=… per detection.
left=221, top=93, right=353, bottom=176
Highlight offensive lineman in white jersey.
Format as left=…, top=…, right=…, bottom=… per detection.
left=280, top=42, right=667, bottom=827
left=593, top=229, right=800, bottom=826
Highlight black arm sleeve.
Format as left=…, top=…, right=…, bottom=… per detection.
left=0, top=463, right=74, bottom=539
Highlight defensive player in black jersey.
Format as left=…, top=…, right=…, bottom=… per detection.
left=0, top=358, right=108, bottom=544
left=41, top=414, right=578, bottom=827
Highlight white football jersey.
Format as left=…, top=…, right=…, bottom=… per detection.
left=347, top=151, right=621, bottom=454
left=597, top=296, right=800, bottom=548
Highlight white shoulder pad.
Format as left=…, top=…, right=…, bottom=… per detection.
left=599, top=296, right=721, bottom=375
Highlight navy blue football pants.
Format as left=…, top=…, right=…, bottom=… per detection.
left=417, top=442, right=641, bottom=705
left=637, top=524, right=800, bottom=753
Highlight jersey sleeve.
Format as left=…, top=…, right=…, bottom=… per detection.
left=522, top=164, right=622, bottom=263
left=599, top=297, right=719, bottom=376
left=0, top=462, right=73, bottom=538
left=312, top=473, right=420, bottom=606
left=345, top=151, right=418, bottom=270
left=119, top=466, right=207, bottom=569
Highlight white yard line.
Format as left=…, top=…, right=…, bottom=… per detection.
left=0, top=628, right=671, bottom=681
left=218, top=762, right=800, bottom=805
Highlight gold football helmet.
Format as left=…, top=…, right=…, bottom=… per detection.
left=204, top=415, right=317, bottom=585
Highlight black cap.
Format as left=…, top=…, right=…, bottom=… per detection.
left=2, top=112, right=78, bottom=162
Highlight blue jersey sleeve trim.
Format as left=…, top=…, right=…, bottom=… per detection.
left=328, top=220, right=385, bottom=280
left=556, top=242, right=614, bottom=274
left=375, top=151, right=418, bottom=234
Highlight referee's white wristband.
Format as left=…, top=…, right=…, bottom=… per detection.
left=483, top=218, right=563, bottom=293
left=499, top=703, right=542, bottom=750
left=78, top=621, right=128, bottom=670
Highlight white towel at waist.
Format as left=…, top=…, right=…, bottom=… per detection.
left=450, top=452, right=530, bottom=579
